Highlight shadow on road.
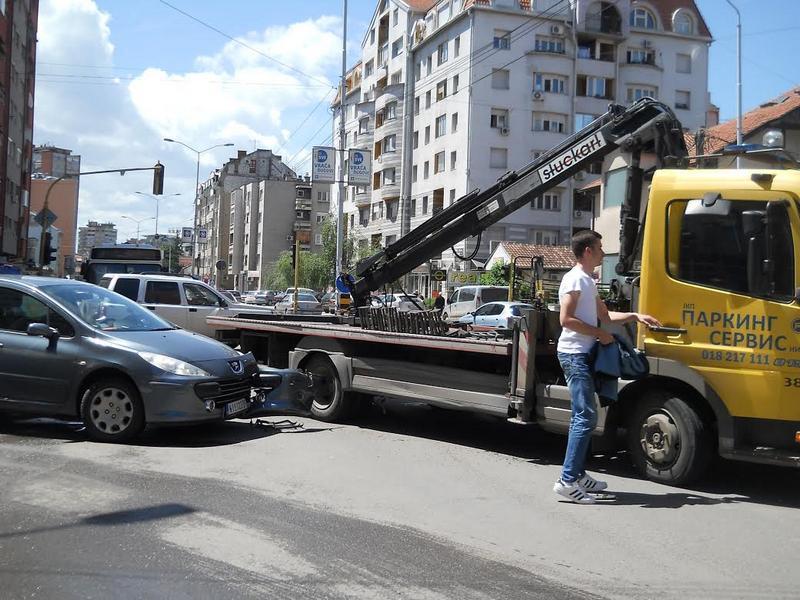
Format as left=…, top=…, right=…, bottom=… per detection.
left=353, top=398, right=800, bottom=509
left=0, top=503, right=196, bottom=540
left=0, top=417, right=337, bottom=448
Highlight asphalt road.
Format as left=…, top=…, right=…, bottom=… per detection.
left=1, top=400, right=797, bottom=600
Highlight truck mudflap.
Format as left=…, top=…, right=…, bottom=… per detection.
left=245, top=367, right=314, bottom=417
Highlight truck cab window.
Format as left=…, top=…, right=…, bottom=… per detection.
left=668, top=198, right=795, bottom=301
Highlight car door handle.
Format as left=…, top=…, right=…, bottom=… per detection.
left=189, top=308, right=198, bottom=312
left=145, top=305, right=156, bottom=310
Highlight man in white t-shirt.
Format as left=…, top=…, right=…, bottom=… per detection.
left=553, top=230, right=661, bottom=504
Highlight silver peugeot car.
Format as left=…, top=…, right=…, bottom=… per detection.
left=0, top=276, right=311, bottom=442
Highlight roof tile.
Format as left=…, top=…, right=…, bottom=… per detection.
left=498, top=242, right=575, bottom=270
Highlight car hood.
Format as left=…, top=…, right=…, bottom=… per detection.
left=95, top=328, right=241, bottom=362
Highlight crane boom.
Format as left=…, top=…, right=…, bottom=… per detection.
left=349, top=98, right=688, bottom=306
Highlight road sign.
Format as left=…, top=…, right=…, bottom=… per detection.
left=347, top=149, right=371, bottom=185
left=197, top=228, right=208, bottom=243
left=34, top=208, right=57, bottom=228
left=312, top=146, right=336, bottom=183
left=181, top=227, right=193, bottom=242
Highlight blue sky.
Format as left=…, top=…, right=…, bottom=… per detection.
left=34, top=0, right=799, bottom=241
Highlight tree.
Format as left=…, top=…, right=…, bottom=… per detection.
left=158, top=235, right=185, bottom=273
left=263, top=249, right=335, bottom=291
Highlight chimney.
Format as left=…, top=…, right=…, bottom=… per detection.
left=237, top=150, right=246, bottom=160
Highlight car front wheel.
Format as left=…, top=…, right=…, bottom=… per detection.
left=80, top=378, right=145, bottom=443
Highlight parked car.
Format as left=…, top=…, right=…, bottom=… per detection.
left=224, top=289, right=242, bottom=302
left=99, top=273, right=274, bottom=343
left=0, top=276, right=313, bottom=442
left=219, top=290, right=238, bottom=303
left=284, top=287, right=316, bottom=298
left=457, top=302, right=535, bottom=330
left=274, top=293, right=323, bottom=315
left=442, top=285, right=508, bottom=321
left=370, top=293, right=423, bottom=312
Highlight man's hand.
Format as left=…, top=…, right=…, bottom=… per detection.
left=636, top=313, right=662, bottom=328
left=598, top=330, right=615, bottom=345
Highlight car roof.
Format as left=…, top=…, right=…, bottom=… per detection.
left=0, top=275, right=87, bottom=288
left=100, top=273, right=205, bottom=284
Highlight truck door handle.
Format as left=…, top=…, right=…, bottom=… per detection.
left=649, top=326, right=687, bottom=334
left=145, top=306, right=156, bottom=311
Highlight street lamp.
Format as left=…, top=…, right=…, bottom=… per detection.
left=135, top=191, right=180, bottom=237
left=162, top=138, right=235, bottom=275
left=121, top=215, right=155, bottom=243
left=724, top=0, right=743, bottom=168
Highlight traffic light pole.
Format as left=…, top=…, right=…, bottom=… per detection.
left=35, top=164, right=164, bottom=276
left=293, top=235, right=301, bottom=314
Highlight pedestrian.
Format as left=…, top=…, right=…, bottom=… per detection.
left=553, top=230, right=661, bottom=504
left=433, top=292, right=445, bottom=313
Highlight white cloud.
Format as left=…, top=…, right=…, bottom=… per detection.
left=34, top=0, right=339, bottom=242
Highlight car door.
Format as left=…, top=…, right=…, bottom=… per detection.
left=183, top=282, right=224, bottom=337
left=0, top=286, right=80, bottom=410
left=142, top=280, right=187, bottom=328
left=472, top=303, right=504, bottom=328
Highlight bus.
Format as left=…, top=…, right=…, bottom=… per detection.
left=81, top=245, right=163, bottom=284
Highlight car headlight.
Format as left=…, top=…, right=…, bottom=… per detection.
left=139, top=352, right=211, bottom=377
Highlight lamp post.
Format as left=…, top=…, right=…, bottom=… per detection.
left=724, top=0, right=743, bottom=168
left=135, top=191, right=180, bottom=238
left=121, top=215, right=155, bottom=243
left=162, top=138, right=234, bottom=275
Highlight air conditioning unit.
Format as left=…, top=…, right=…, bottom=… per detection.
left=642, top=40, right=653, bottom=49
left=500, top=127, right=510, bottom=136
left=550, top=24, right=564, bottom=36
left=573, top=171, right=586, bottom=181
left=532, top=90, right=544, bottom=101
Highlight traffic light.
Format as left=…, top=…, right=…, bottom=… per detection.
left=42, top=232, right=57, bottom=266
left=290, top=237, right=297, bottom=268
left=152, top=161, right=164, bottom=195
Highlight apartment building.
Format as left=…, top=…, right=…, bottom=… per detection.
left=0, top=0, right=39, bottom=262
left=77, top=220, right=117, bottom=257
left=294, top=179, right=330, bottom=252
left=333, top=0, right=711, bottom=292
left=195, top=149, right=296, bottom=287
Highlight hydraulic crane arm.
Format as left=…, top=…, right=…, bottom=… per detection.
left=349, top=98, right=687, bottom=306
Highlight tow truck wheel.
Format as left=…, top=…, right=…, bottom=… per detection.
left=305, top=355, right=352, bottom=422
left=626, top=391, right=712, bottom=485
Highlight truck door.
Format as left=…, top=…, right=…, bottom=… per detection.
left=641, top=192, right=800, bottom=442
left=142, top=281, right=188, bottom=329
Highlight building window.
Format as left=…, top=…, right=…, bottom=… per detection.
left=490, top=108, right=509, bottom=129
left=675, top=90, right=691, bottom=110
left=627, top=86, right=657, bottom=103
left=574, top=113, right=596, bottom=132
left=393, top=7, right=398, bottom=26
left=425, top=126, right=431, bottom=144
left=491, top=68, right=510, bottom=89
left=359, top=207, right=369, bottom=226
left=359, top=117, right=369, bottom=133
left=383, top=134, right=396, bottom=152
left=454, top=35, right=461, bottom=57
left=436, top=79, right=447, bottom=101
left=384, top=101, right=397, bottom=120
left=451, top=113, right=458, bottom=132
left=530, top=192, right=561, bottom=211
left=676, top=53, right=692, bottom=74
left=532, top=113, right=566, bottom=133
left=449, top=189, right=456, bottom=204
left=412, top=165, right=418, bottom=182
left=413, top=130, right=419, bottom=149
left=437, top=41, right=448, bottom=65
left=533, top=73, right=565, bottom=93
left=434, top=151, right=445, bottom=173
left=370, top=28, right=375, bottom=44
left=630, top=7, right=656, bottom=29
left=365, top=60, right=374, bottom=76
left=435, top=114, right=447, bottom=138
left=422, top=195, right=429, bottom=214
left=392, top=38, right=403, bottom=57
left=450, top=150, right=457, bottom=170
left=391, top=71, right=402, bottom=85
left=577, top=75, right=608, bottom=98
left=604, top=167, right=627, bottom=208
left=315, top=234, right=323, bottom=246
left=533, top=230, right=559, bottom=245
left=490, top=147, right=508, bottom=169
left=493, top=29, right=511, bottom=49
left=424, top=161, right=430, bottom=179
left=425, top=90, right=431, bottom=108
left=452, top=74, right=459, bottom=93
left=627, top=48, right=654, bottom=65
left=427, top=54, right=433, bottom=73
left=383, top=168, right=396, bottom=185
left=414, top=96, right=420, bottom=115
left=534, top=35, right=564, bottom=54
left=673, top=11, right=694, bottom=35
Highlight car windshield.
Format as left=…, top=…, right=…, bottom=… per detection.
left=42, top=283, right=175, bottom=332
left=292, top=293, right=318, bottom=302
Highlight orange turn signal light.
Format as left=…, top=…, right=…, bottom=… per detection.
left=795, top=431, right=800, bottom=444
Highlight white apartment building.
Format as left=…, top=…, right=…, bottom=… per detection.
left=333, top=0, right=711, bottom=293
left=77, top=221, right=117, bottom=257
left=196, top=149, right=296, bottom=287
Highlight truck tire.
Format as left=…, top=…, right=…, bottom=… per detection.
left=305, top=355, right=353, bottom=422
left=80, top=378, right=146, bottom=443
left=626, top=391, right=712, bottom=485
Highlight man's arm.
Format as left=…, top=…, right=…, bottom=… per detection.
left=596, top=296, right=662, bottom=328
left=560, top=291, right=614, bottom=345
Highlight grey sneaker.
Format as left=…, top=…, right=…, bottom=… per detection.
left=577, top=472, right=608, bottom=492
left=553, top=479, right=596, bottom=504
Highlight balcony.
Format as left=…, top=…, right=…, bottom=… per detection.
left=354, top=190, right=371, bottom=207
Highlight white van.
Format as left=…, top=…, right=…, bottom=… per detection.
left=442, top=285, right=508, bottom=321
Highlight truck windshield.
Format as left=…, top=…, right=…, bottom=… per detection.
left=42, top=283, right=174, bottom=332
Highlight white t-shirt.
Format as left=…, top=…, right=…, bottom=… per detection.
left=557, top=265, right=599, bottom=354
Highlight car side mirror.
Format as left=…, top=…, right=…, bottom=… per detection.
left=27, top=323, right=60, bottom=349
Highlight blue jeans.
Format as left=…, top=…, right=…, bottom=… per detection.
left=557, top=352, right=598, bottom=483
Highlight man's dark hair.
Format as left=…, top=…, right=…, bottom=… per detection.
left=571, top=230, right=601, bottom=259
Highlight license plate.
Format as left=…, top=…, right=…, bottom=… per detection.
left=224, top=398, right=249, bottom=417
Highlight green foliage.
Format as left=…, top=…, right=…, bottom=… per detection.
left=263, top=249, right=335, bottom=292
left=480, top=261, right=510, bottom=285
left=159, top=235, right=185, bottom=273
